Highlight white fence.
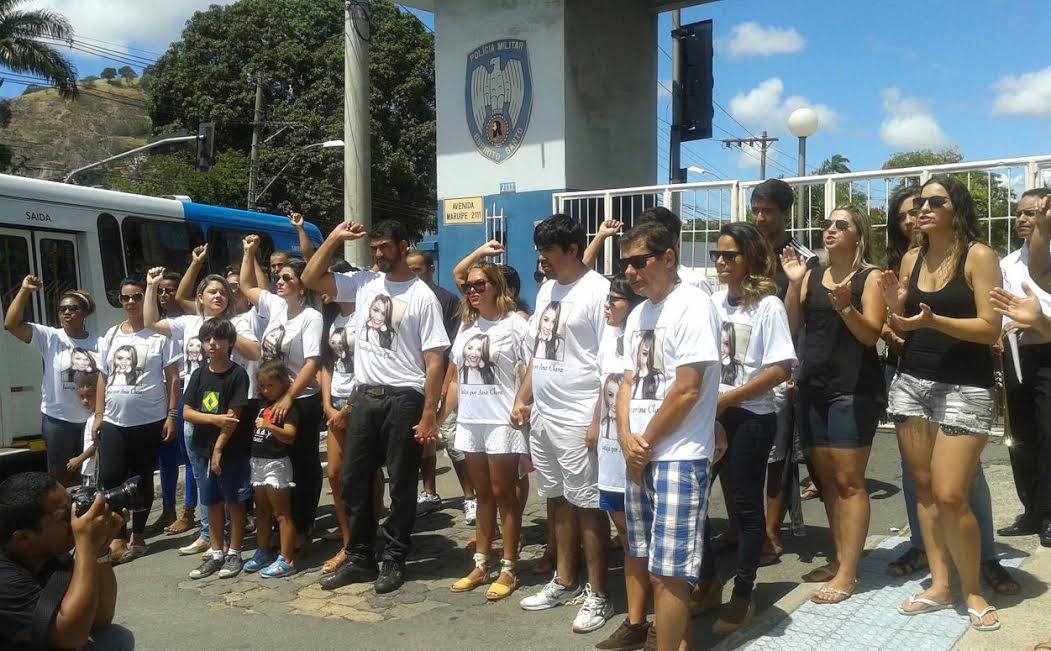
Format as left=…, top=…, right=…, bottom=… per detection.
left=554, top=155, right=1051, bottom=278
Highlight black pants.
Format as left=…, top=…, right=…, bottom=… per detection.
left=699, top=407, right=777, bottom=598
left=1006, top=343, right=1051, bottom=520
left=289, top=394, right=323, bottom=535
left=98, top=419, right=164, bottom=535
left=341, top=387, right=424, bottom=565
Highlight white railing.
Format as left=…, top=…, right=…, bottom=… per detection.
left=554, top=154, right=1051, bottom=277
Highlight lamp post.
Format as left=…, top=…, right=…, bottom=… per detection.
left=252, top=140, right=344, bottom=208
left=686, top=166, right=708, bottom=179
left=788, top=108, right=819, bottom=224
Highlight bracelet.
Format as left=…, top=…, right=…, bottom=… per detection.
left=167, top=408, right=178, bottom=419
left=838, top=305, right=853, bottom=316
left=96, top=553, right=112, bottom=565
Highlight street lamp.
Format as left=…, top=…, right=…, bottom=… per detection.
left=686, top=166, right=708, bottom=178
left=787, top=108, right=818, bottom=178
left=252, top=140, right=345, bottom=209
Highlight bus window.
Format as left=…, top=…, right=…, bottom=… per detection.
left=206, top=229, right=274, bottom=275
left=0, top=233, right=35, bottom=323
left=121, top=217, right=205, bottom=280
left=37, top=238, right=78, bottom=327
left=97, top=213, right=126, bottom=307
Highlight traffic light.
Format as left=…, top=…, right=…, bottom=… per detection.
left=196, top=122, right=215, bottom=172
left=677, top=19, right=714, bottom=142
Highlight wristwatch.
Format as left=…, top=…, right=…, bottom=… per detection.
left=838, top=305, right=853, bottom=316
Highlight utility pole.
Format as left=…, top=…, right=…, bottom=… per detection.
left=247, top=73, right=266, bottom=210
left=721, top=130, right=779, bottom=180
left=344, top=0, right=371, bottom=267
left=668, top=9, right=683, bottom=186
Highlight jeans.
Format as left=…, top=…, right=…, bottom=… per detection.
left=902, top=459, right=995, bottom=562
left=342, top=387, right=424, bottom=565
left=41, top=413, right=84, bottom=477
left=700, top=407, right=777, bottom=598
left=98, top=420, right=164, bottom=535
left=289, top=395, right=323, bottom=535
left=185, top=421, right=210, bottom=541
left=84, top=624, right=135, bottom=650
left=159, top=394, right=196, bottom=510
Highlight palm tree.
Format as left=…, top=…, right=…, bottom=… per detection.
left=0, top=0, right=78, bottom=98
left=815, top=154, right=851, bottom=175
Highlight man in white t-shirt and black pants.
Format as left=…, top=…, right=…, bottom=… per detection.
left=303, top=220, right=450, bottom=595
left=616, top=220, right=723, bottom=651
left=511, top=214, right=614, bottom=633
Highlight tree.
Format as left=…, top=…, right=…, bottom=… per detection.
left=0, top=0, right=78, bottom=97
left=815, top=154, right=851, bottom=175
left=141, top=0, right=436, bottom=236
left=882, top=147, right=963, bottom=170
left=99, top=67, right=117, bottom=80
left=101, top=150, right=251, bottom=208
left=118, top=66, right=137, bottom=83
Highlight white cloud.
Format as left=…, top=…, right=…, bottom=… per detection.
left=725, top=22, right=805, bottom=58
left=991, top=66, right=1051, bottom=117
left=728, top=78, right=841, bottom=134
left=879, top=88, right=950, bottom=149
left=734, top=142, right=782, bottom=170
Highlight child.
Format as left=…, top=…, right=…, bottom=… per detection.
left=182, top=319, right=251, bottom=580
left=244, top=360, right=299, bottom=578
left=67, top=371, right=99, bottom=487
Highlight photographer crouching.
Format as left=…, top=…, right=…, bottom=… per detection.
left=0, top=472, right=134, bottom=650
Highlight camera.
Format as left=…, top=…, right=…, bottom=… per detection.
left=71, top=476, right=141, bottom=516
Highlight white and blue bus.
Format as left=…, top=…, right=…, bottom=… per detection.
left=0, top=173, right=322, bottom=473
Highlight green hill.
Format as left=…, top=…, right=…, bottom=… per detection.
left=0, top=78, right=151, bottom=181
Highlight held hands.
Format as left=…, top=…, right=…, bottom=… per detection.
left=191, top=245, right=208, bottom=265
left=889, top=302, right=935, bottom=332
left=20, top=275, right=42, bottom=292
left=412, top=413, right=438, bottom=445
left=990, top=283, right=1045, bottom=331
left=243, top=234, right=260, bottom=255
left=146, top=266, right=166, bottom=287
left=509, top=400, right=530, bottom=430
left=828, top=282, right=852, bottom=313
left=597, top=219, right=623, bottom=238
left=326, top=405, right=348, bottom=434
left=878, top=270, right=907, bottom=315
left=328, top=221, right=368, bottom=242
left=779, top=249, right=807, bottom=285
left=72, top=495, right=124, bottom=556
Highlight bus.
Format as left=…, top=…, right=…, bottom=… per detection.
left=0, top=173, right=323, bottom=474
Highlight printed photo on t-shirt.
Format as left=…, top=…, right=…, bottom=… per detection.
left=533, top=300, right=568, bottom=361
left=720, top=321, right=752, bottom=386
left=329, top=327, right=354, bottom=374
left=601, top=372, right=623, bottom=440
left=107, top=344, right=148, bottom=387
left=262, top=325, right=286, bottom=362
left=61, top=346, right=99, bottom=384
left=459, top=333, right=496, bottom=385
left=360, top=292, right=406, bottom=351
left=631, top=329, right=666, bottom=400
left=184, top=337, right=203, bottom=377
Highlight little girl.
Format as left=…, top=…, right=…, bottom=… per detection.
left=244, top=361, right=299, bottom=578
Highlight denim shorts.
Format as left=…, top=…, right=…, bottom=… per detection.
left=199, top=452, right=252, bottom=505
left=599, top=489, right=625, bottom=514
left=798, top=388, right=882, bottom=449
left=888, top=371, right=995, bottom=435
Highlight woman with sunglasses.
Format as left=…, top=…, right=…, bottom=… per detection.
left=879, top=175, right=1003, bottom=631
left=441, top=263, right=531, bottom=601
left=4, top=277, right=99, bottom=485
left=240, top=235, right=325, bottom=554
left=693, top=222, right=796, bottom=633
left=94, top=276, right=181, bottom=563
left=157, top=270, right=186, bottom=318
left=781, top=206, right=886, bottom=605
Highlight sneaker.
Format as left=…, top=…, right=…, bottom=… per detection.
left=643, top=625, right=657, bottom=651
left=463, top=497, right=478, bottom=525
left=189, top=555, right=224, bottom=579
left=244, top=549, right=276, bottom=573
left=594, top=617, right=650, bottom=651
left=573, top=584, right=613, bottom=633
left=260, top=555, right=297, bottom=578
left=520, top=574, right=583, bottom=611
left=374, top=560, right=405, bottom=594
left=218, top=553, right=243, bottom=579
left=416, top=492, right=441, bottom=516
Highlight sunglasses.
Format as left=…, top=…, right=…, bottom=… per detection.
left=709, top=250, right=742, bottom=263
left=605, top=294, right=628, bottom=305
left=119, top=292, right=144, bottom=304
left=460, top=280, right=488, bottom=294
left=621, top=252, right=659, bottom=271
left=157, top=287, right=175, bottom=295
left=58, top=305, right=82, bottom=314
left=227, top=281, right=241, bottom=289
left=276, top=274, right=297, bottom=284
left=913, top=196, right=949, bottom=210
left=821, top=219, right=850, bottom=232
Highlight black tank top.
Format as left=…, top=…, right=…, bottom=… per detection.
left=899, top=245, right=993, bottom=388
left=798, top=267, right=885, bottom=399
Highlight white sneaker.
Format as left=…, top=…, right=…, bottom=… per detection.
left=416, top=492, right=441, bottom=516
left=463, top=497, right=477, bottom=525
left=520, top=574, right=583, bottom=611
left=572, top=584, right=613, bottom=633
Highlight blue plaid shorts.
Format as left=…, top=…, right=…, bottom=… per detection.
left=625, top=459, right=710, bottom=579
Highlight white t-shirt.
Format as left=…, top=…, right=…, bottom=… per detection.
left=333, top=271, right=450, bottom=393
left=81, top=414, right=96, bottom=481
left=623, top=284, right=721, bottom=461
left=679, top=265, right=715, bottom=295
left=256, top=290, right=323, bottom=397
left=98, top=324, right=181, bottom=427
left=1001, top=244, right=1051, bottom=346
left=232, top=309, right=262, bottom=399
left=167, top=314, right=258, bottom=392
left=28, top=324, right=99, bottom=423
left=530, top=270, right=610, bottom=426
left=450, top=313, right=531, bottom=425
left=712, top=291, right=796, bottom=415
left=328, top=312, right=357, bottom=399
left=597, top=326, right=627, bottom=492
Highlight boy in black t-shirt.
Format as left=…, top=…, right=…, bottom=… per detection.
left=182, top=319, right=251, bottom=580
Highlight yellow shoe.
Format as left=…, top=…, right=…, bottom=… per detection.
left=451, top=553, right=489, bottom=592
left=485, top=560, right=517, bottom=601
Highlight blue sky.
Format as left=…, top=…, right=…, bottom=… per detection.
left=7, top=1, right=1051, bottom=185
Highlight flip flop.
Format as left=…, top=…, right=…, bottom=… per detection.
left=967, top=605, right=1001, bottom=632
left=887, top=547, right=927, bottom=578
left=896, top=594, right=954, bottom=616
left=981, top=559, right=1020, bottom=595
left=810, top=581, right=855, bottom=605
left=1024, top=642, right=1051, bottom=651
left=801, top=565, right=836, bottom=583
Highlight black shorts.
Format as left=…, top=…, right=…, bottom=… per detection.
left=798, top=388, right=881, bottom=449
left=41, top=413, right=85, bottom=474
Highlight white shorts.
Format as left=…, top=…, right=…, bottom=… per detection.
left=250, top=457, right=295, bottom=489
left=454, top=422, right=528, bottom=455
left=529, top=411, right=599, bottom=509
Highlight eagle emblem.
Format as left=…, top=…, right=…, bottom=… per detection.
left=465, top=39, right=532, bottom=164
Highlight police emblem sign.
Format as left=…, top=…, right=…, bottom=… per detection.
left=466, top=39, right=532, bottom=164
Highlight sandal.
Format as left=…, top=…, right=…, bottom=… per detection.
left=801, top=485, right=820, bottom=501
left=689, top=579, right=723, bottom=617
left=886, top=547, right=927, bottom=578
left=485, top=559, right=518, bottom=601
left=801, top=564, right=837, bottom=583
left=713, top=596, right=754, bottom=635
left=981, top=559, right=1020, bottom=595
left=113, top=544, right=147, bottom=565
left=811, top=580, right=856, bottom=605
left=1024, top=642, right=1051, bottom=651
left=896, top=594, right=954, bottom=616
left=967, top=605, right=1001, bottom=632
left=164, top=508, right=197, bottom=536
left=144, top=509, right=176, bottom=535
left=321, top=549, right=349, bottom=575
left=451, top=553, right=490, bottom=592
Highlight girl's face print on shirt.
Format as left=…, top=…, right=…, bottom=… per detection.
left=108, top=344, right=147, bottom=388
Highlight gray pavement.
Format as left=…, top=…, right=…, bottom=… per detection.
left=109, top=430, right=1049, bottom=650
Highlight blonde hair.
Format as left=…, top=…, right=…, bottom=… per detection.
left=458, top=262, right=517, bottom=327
left=829, top=205, right=879, bottom=271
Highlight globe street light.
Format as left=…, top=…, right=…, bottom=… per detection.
left=787, top=107, right=818, bottom=178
